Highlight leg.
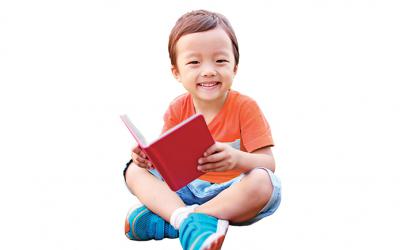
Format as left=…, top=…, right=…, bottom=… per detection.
left=195, top=168, right=273, bottom=223
left=177, top=169, right=272, bottom=250
left=125, top=162, right=186, bottom=221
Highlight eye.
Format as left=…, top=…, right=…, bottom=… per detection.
left=216, top=59, right=229, bottom=63
left=187, top=61, right=200, bottom=65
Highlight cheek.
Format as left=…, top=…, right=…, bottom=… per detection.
left=220, top=68, right=236, bottom=78
left=181, top=68, right=197, bottom=79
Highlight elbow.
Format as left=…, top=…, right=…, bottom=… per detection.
left=268, top=156, right=276, bottom=173
left=270, top=163, right=276, bottom=173
left=257, top=155, right=275, bottom=173
left=270, top=164, right=276, bottom=173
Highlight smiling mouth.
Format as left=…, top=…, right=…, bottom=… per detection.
left=197, top=81, right=221, bottom=88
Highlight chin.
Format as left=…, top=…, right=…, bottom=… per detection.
left=197, top=92, right=226, bottom=102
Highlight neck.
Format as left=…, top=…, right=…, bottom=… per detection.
left=192, top=91, right=228, bottom=115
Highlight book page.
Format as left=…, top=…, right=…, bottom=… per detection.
left=120, top=114, right=148, bottom=147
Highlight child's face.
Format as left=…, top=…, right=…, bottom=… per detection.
left=172, top=27, right=237, bottom=104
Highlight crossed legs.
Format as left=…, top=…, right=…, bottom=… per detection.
left=125, top=163, right=273, bottom=224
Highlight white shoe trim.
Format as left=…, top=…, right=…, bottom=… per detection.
left=190, top=232, right=211, bottom=250
left=170, top=204, right=199, bottom=230
left=127, top=203, right=144, bottom=216
left=126, top=203, right=145, bottom=240
left=199, top=219, right=229, bottom=250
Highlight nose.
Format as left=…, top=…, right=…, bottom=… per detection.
left=201, top=63, right=217, bottom=77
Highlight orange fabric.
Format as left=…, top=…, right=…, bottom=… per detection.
left=162, top=90, right=274, bottom=184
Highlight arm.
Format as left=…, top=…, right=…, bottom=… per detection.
left=197, top=142, right=275, bottom=173
left=236, top=146, right=275, bottom=172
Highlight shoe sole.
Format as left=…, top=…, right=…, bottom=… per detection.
left=200, top=219, right=229, bottom=250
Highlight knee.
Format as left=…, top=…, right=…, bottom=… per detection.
left=245, top=169, right=273, bottom=204
left=126, top=162, right=146, bottom=178
left=125, top=162, right=147, bottom=192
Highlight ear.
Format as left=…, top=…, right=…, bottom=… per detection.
left=171, top=65, right=181, bottom=82
left=233, top=64, right=238, bottom=76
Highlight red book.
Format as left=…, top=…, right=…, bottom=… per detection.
left=120, top=114, right=215, bottom=191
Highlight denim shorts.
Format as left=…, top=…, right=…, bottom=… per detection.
left=142, top=166, right=281, bottom=226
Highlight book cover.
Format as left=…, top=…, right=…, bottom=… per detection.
left=120, top=113, right=215, bottom=191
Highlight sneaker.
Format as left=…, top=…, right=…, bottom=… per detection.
left=125, top=204, right=179, bottom=241
left=179, top=213, right=229, bottom=250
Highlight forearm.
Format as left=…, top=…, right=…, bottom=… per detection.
left=235, top=149, right=275, bottom=173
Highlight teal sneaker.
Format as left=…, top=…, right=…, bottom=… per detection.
left=125, top=204, right=179, bottom=241
left=179, top=213, right=229, bottom=250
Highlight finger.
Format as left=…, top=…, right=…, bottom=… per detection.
left=203, top=143, right=219, bottom=157
left=131, top=151, right=142, bottom=161
left=132, top=156, right=139, bottom=164
left=198, top=151, right=226, bottom=165
left=133, top=146, right=147, bottom=158
left=136, top=156, right=145, bottom=163
left=131, top=158, right=142, bottom=167
left=131, top=152, right=137, bottom=161
left=132, top=153, right=146, bottom=165
left=198, top=161, right=225, bottom=172
left=136, top=158, right=151, bottom=168
left=144, top=161, right=154, bottom=170
left=132, top=146, right=141, bottom=153
left=145, top=160, right=152, bottom=168
left=138, top=162, right=148, bottom=169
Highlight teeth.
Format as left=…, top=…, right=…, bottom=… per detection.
left=199, top=82, right=218, bottom=87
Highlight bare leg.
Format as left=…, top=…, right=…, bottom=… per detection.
left=125, top=163, right=186, bottom=221
left=195, top=168, right=273, bottom=223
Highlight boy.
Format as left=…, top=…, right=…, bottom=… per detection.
left=123, top=10, right=281, bottom=250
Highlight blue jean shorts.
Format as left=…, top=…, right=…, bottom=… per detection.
left=146, top=167, right=281, bottom=226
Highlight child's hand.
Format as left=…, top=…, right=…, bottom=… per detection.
left=131, top=145, right=153, bottom=170
left=197, top=142, right=238, bottom=172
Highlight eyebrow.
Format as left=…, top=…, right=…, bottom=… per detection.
left=182, top=52, right=200, bottom=59
left=182, top=51, right=231, bottom=59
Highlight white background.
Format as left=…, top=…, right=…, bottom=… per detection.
left=1, top=0, right=399, bottom=249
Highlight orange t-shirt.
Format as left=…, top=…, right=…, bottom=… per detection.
left=162, top=90, right=274, bottom=184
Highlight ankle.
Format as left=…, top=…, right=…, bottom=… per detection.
left=170, top=204, right=199, bottom=230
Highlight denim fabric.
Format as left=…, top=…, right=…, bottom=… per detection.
left=148, top=167, right=281, bottom=226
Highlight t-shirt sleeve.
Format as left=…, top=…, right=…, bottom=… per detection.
left=240, top=99, right=274, bottom=152
left=161, top=102, right=181, bottom=134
